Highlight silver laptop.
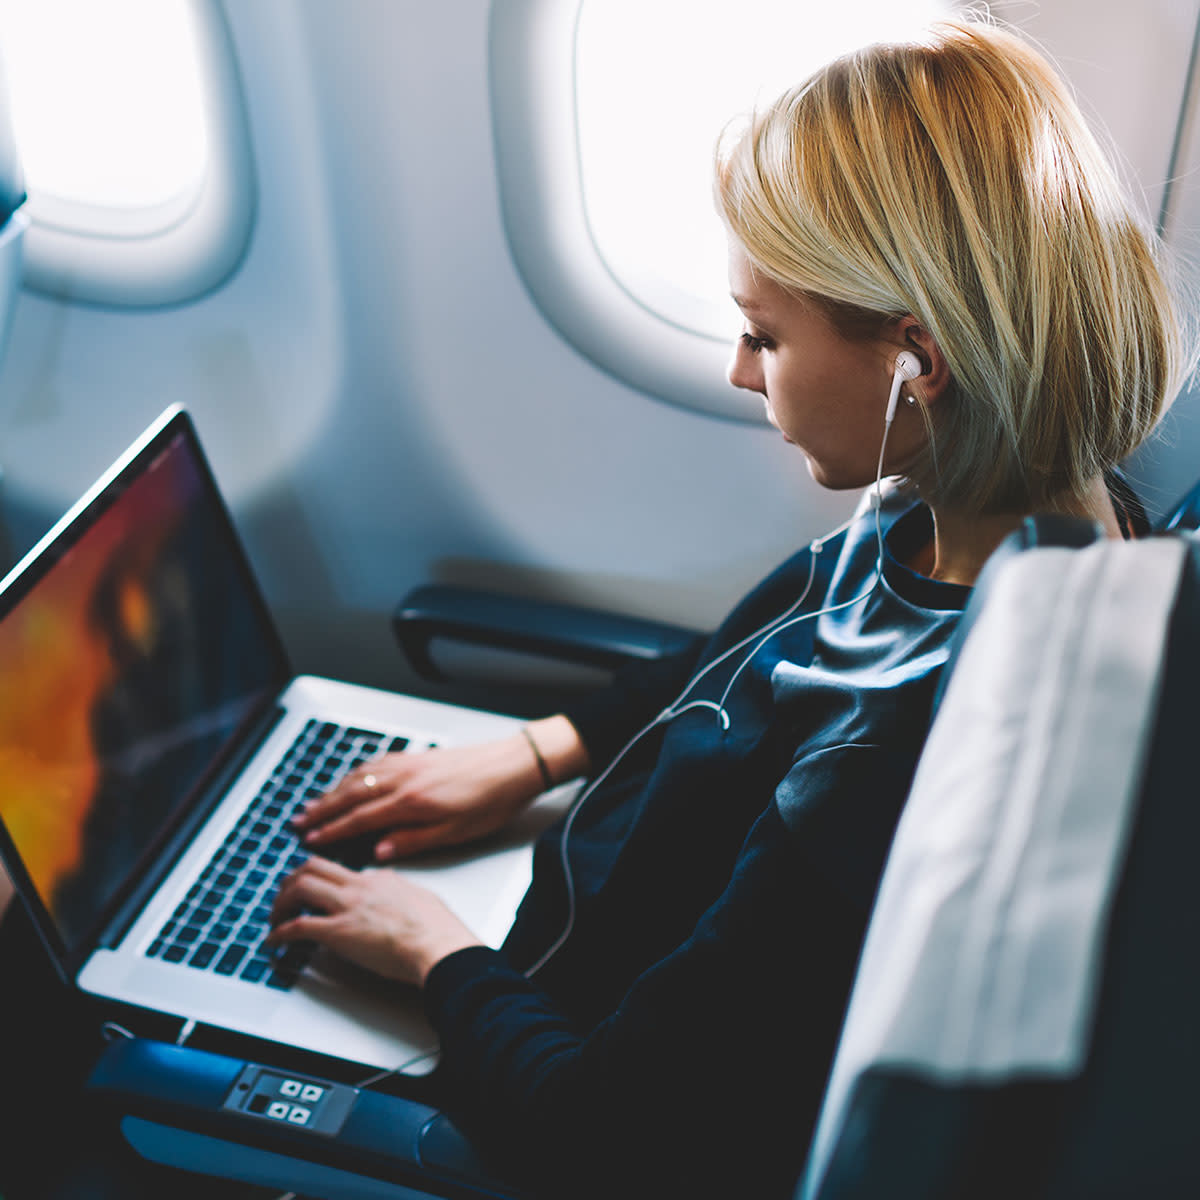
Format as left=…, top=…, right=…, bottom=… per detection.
left=0, top=405, right=560, bottom=1074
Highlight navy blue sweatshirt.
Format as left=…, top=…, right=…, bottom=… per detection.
left=423, top=492, right=969, bottom=1198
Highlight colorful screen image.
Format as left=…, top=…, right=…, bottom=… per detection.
left=0, top=429, right=284, bottom=955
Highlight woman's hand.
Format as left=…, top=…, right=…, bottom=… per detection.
left=290, top=716, right=589, bottom=863
left=266, top=856, right=480, bottom=987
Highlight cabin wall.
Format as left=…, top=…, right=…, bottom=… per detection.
left=0, top=0, right=848, bottom=697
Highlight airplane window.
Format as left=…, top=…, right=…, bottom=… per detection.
left=575, top=0, right=954, bottom=344
left=490, top=0, right=955, bottom=422
left=2, top=0, right=206, bottom=212
left=0, top=0, right=253, bottom=306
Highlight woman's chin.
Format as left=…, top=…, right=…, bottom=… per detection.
left=804, top=457, right=875, bottom=492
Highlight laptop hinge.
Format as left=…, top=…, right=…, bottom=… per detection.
left=96, top=703, right=290, bottom=952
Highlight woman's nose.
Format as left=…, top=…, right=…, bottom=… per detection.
left=727, top=342, right=763, bottom=394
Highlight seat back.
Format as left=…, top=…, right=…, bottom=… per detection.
left=799, top=523, right=1200, bottom=1199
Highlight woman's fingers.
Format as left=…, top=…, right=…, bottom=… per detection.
left=299, top=794, right=404, bottom=847
left=292, top=763, right=395, bottom=829
left=286, top=734, right=549, bottom=862
left=271, top=854, right=350, bottom=910
left=266, top=858, right=483, bottom=985
left=269, top=856, right=359, bottom=936
left=373, top=822, right=459, bottom=862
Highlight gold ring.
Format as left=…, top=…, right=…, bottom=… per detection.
left=362, top=773, right=377, bottom=790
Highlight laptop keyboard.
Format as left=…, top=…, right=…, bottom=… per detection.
left=144, top=719, right=412, bottom=989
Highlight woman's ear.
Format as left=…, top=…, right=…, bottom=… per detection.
left=894, top=317, right=951, bottom=406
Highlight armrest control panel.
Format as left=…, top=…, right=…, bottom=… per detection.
left=221, top=1062, right=357, bottom=1136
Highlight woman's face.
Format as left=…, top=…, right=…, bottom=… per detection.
left=726, top=241, right=924, bottom=491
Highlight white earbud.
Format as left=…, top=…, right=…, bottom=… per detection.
left=884, top=351, right=924, bottom=426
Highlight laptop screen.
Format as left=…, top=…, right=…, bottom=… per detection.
left=0, top=412, right=288, bottom=962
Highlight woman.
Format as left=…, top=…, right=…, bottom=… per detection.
left=269, top=18, right=1188, bottom=1197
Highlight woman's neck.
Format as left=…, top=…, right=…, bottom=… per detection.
left=919, top=476, right=1123, bottom=588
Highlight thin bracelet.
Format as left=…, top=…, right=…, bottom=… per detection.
left=521, top=726, right=555, bottom=791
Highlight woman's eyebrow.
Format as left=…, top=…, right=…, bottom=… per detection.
left=732, top=294, right=776, bottom=324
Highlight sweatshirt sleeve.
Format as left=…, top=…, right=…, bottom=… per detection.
left=423, top=743, right=908, bottom=1200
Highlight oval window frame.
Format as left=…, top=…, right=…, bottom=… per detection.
left=489, top=0, right=762, bottom=424
left=9, top=0, right=255, bottom=308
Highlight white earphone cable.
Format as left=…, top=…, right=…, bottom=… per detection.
left=524, top=358, right=913, bottom=978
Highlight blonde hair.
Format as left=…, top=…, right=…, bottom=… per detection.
left=717, top=17, right=1192, bottom=515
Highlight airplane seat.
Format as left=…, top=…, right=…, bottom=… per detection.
left=0, top=43, right=27, bottom=367
left=798, top=516, right=1200, bottom=1200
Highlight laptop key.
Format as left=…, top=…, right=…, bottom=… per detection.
left=240, top=958, right=271, bottom=983
left=188, top=941, right=221, bottom=969
left=266, top=968, right=300, bottom=990
left=215, top=945, right=248, bottom=976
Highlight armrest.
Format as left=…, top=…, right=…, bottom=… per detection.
left=87, top=1036, right=528, bottom=1200
left=393, top=583, right=702, bottom=683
